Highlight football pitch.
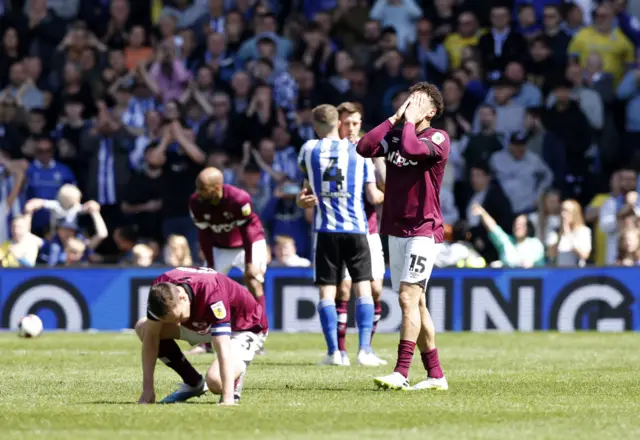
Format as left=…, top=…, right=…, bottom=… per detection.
left=0, top=332, right=639, bottom=440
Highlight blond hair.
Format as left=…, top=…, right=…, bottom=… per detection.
left=164, top=234, right=193, bottom=266
left=312, top=104, right=339, bottom=130
left=57, top=184, right=82, bottom=210
left=562, top=199, right=585, bottom=229
left=274, top=235, right=295, bottom=246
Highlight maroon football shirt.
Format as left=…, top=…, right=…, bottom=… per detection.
left=357, top=120, right=449, bottom=242
left=189, top=184, right=265, bottom=267
left=149, top=267, right=267, bottom=335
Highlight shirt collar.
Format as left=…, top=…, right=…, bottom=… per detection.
left=33, top=159, right=56, bottom=169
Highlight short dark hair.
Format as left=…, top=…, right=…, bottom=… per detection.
left=147, top=282, right=179, bottom=319
left=408, top=82, right=445, bottom=119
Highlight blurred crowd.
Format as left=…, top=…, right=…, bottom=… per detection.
left=2, top=0, right=640, bottom=269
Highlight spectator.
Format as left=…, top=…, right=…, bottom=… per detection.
left=23, top=183, right=84, bottom=231
left=38, top=202, right=107, bottom=267
left=112, top=224, right=138, bottom=264
left=408, top=17, right=448, bottom=85
left=477, top=4, right=528, bottom=80
left=125, top=26, right=154, bottom=71
left=132, top=243, right=154, bottom=267
left=2, top=61, right=45, bottom=111
left=568, top=1, right=634, bottom=84
left=473, top=79, right=525, bottom=141
left=80, top=101, right=134, bottom=236
left=485, top=61, right=542, bottom=109
left=489, top=132, right=553, bottom=215
left=271, top=234, right=311, bottom=267
left=515, top=4, right=542, bottom=41
left=163, top=234, right=193, bottom=267
left=542, top=78, right=593, bottom=201
left=600, top=168, right=640, bottom=264
left=466, top=165, right=513, bottom=264
left=443, top=11, right=483, bottom=70
left=0, top=214, right=42, bottom=268
left=617, top=228, right=640, bottom=266
left=0, top=155, right=27, bottom=244
left=24, top=136, right=76, bottom=236
left=472, top=203, right=545, bottom=268
left=120, top=143, right=165, bottom=244
left=541, top=4, right=570, bottom=63
left=529, top=188, right=562, bottom=248
left=617, top=59, right=640, bottom=161
left=149, top=41, right=192, bottom=104
left=370, top=0, right=422, bottom=51
left=63, top=236, right=87, bottom=266
left=148, top=119, right=205, bottom=259
left=526, top=36, right=560, bottom=97
left=548, top=199, right=592, bottom=266
left=237, top=12, right=292, bottom=62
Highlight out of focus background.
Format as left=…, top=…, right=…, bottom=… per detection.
left=1, top=0, right=640, bottom=333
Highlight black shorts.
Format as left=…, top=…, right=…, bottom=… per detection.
left=314, top=232, right=372, bottom=285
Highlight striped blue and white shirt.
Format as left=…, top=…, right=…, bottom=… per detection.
left=298, top=138, right=374, bottom=234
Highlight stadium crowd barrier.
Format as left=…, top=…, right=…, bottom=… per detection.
left=0, top=267, right=637, bottom=332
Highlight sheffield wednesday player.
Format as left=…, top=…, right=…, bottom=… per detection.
left=357, top=83, right=449, bottom=391
left=296, top=104, right=380, bottom=367
left=187, top=167, right=268, bottom=355
left=334, top=102, right=386, bottom=367
left=135, top=266, right=268, bottom=405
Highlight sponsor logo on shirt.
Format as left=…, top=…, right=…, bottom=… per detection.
left=208, top=221, right=238, bottom=233
left=387, top=150, right=418, bottom=167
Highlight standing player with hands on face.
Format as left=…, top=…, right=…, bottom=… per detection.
left=186, top=167, right=268, bottom=355
left=135, top=266, right=268, bottom=405
left=334, top=102, right=387, bottom=366
left=357, top=83, right=450, bottom=391
left=297, top=104, right=384, bottom=366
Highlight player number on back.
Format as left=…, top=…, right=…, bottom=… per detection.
left=408, top=255, right=427, bottom=274
left=177, top=267, right=218, bottom=274
left=322, top=158, right=345, bottom=189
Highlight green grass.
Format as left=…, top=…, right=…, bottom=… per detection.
left=0, top=332, right=639, bottom=440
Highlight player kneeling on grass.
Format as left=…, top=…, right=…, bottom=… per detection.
left=136, top=266, right=268, bottom=405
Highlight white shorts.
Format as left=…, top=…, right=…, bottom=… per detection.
left=179, top=327, right=268, bottom=363
left=213, top=239, right=268, bottom=276
left=343, top=233, right=385, bottom=281
left=388, top=235, right=441, bottom=292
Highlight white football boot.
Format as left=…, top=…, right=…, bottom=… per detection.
left=317, top=351, right=343, bottom=366
left=340, top=351, right=351, bottom=366
left=159, top=376, right=208, bottom=403
left=373, top=372, right=411, bottom=390
left=370, top=351, right=388, bottom=366
left=356, top=349, right=382, bottom=367
left=412, top=376, right=449, bottom=391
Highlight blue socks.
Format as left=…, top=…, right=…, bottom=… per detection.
left=355, top=296, right=374, bottom=351
left=318, top=299, right=338, bottom=355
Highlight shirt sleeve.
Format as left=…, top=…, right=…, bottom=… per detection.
left=209, top=297, right=232, bottom=336
left=298, top=142, right=310, bottom=178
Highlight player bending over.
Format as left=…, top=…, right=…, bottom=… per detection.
left=297, top=104, right=383, bottom=367
left=334, top=102, right=386, bottom=367
left=136, top=266, right=268, bottom=404
left=186, top=167, right=268, bottom=355
left=357, top=83, right=449, bottom=391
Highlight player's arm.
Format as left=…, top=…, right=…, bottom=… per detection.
left=356, top=120, right=393, bottom=157
left=211, top=334, right=234, bottom=404
left=236, top=201, right=265, bottom=292
left=190, top=207, right=215, bottom=267
left=365, top=182, right=384, bottom=205
left=296, top=179, right=317, bottom=209
left=139, top=318, right=163, bottom=403
left=373, top=157, right=386, bottom=191
left=401, top=123, right=448, bottom=160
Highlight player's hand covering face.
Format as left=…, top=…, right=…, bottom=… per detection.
left=404, top=93, right=429, bottom=124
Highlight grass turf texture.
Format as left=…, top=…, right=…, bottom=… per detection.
left=0, top=333, right=639, bottom=440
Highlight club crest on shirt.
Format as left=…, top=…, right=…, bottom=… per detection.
left=431, top=132, right=445, bottom=145
left=211, top=301, right=227, bottom=319
left=241, top=203, right=251, bottom=217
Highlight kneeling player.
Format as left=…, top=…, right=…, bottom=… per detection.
left=136, top=266, right=268, bottom=404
